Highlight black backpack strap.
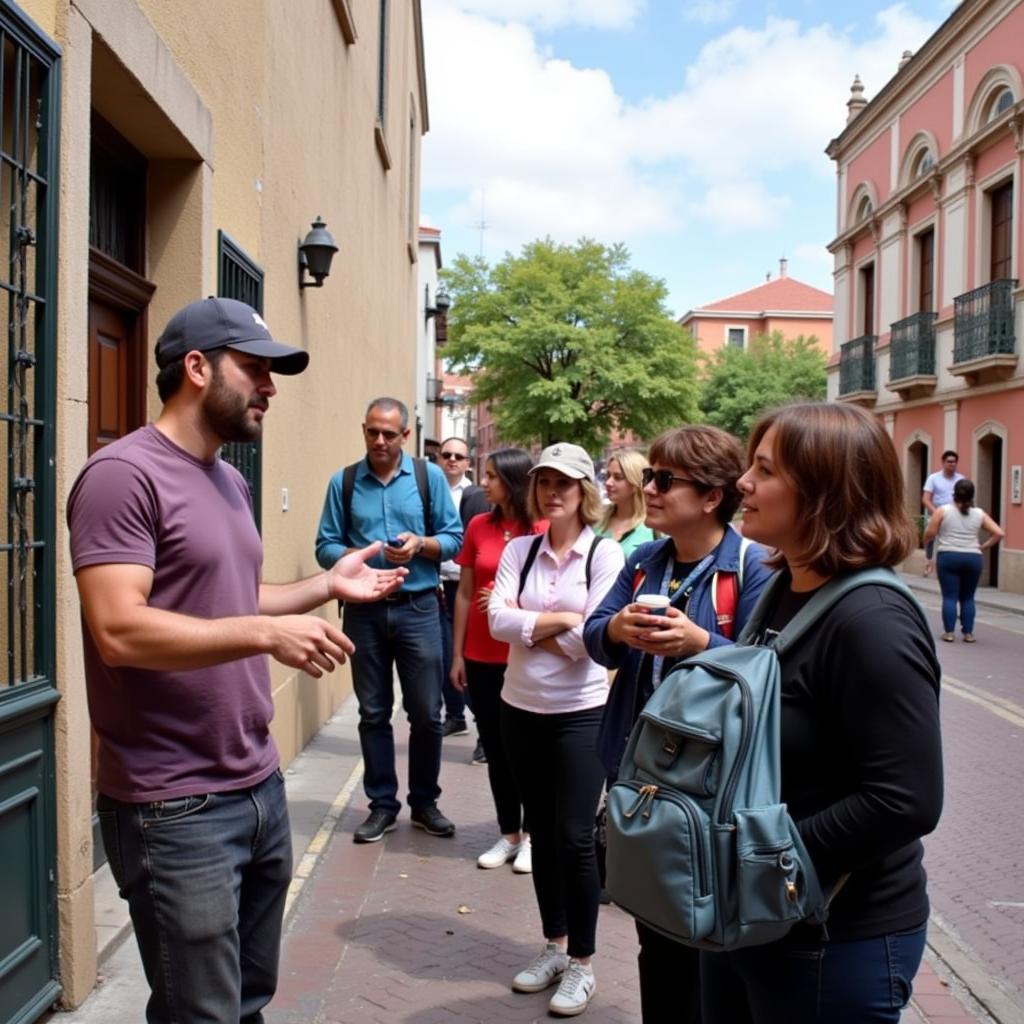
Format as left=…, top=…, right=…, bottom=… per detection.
left=584, top=534, right=605, bottom=589
left=412, top=457, right=432, bottom=535
left=341, top=463, right=358, bottom=547
left=768, top=568, right=926, bottom=656
left=517, top=534, right=545, bottom=599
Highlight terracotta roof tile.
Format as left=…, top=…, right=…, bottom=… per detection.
left=690, top=276, right=833, bottom=316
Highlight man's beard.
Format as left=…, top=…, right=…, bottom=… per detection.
left=204, top=363, right=265, bottom=444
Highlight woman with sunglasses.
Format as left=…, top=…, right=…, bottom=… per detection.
left=450, top=448, right=543, bottom=874
left=489, top=443, right=624, bottom=1017
left=698, top=402, right=942, bottom=1023
left=598, top=450, right=656, bottom=561
left=584, top=424, right=773, bottom=1024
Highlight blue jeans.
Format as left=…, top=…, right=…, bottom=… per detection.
left=97, top=769, right=292, bottom=1024
left=936, top=551, right=983, bottom=633
left=700, top=924, right=927, bottom=1023
left=344, top=591, right=445, bottom=816
left=440, top=579, right=468, bottom=722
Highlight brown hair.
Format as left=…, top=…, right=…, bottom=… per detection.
left=747, top=402, right=916, bottom=574
left=648, top=425, right=745, bottom=524
left=528, top=475, right=605, bottom=526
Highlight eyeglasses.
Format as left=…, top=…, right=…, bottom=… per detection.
left=642, top=467, right=700, bottom=493
left=439, top=452, right=468, bottom=462
left=365, top=427, right=403, bottom=441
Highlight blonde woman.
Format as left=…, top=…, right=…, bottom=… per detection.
left=598, top=450, right=655, bottom=561
left=489, top=443, right=625, bottom=1016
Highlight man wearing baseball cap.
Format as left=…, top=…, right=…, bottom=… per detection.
left=67, top=297, right=407, bottom=1023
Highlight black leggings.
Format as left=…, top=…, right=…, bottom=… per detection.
left=465, top=659, right=525, bottom=835
left=501, top=701, right=605, bottom=958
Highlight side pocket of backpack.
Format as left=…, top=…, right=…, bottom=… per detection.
left=734, top=804, right=821, bottom=933
left=606, top=779, right=715, bottom=944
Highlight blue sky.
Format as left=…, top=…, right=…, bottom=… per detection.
left=420, top=0, right=953, bottom=318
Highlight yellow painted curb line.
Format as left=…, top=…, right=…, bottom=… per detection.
left=284, top=758, right=364, bottom=920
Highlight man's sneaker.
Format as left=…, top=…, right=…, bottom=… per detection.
left=410, top=805, right=456, bottom=837
left=353, top=810, right=397, bottom=844
left=442, top=718, right=469, bottom=737
left=512, top=835, right=532, bottom=874
left=477, top=836, right=520, bottom=869
left=471, top=739, right=487, bottom=765
left=511, top=943, right=569, bottom=993
left=548, top=959, right=596, bottom=1016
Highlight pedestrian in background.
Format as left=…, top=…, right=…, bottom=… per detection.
left=315, top=397, right=463, bottom=844
left=437, top=436, right=490, bottom=749
left=450, top=447, right=542, bottom=874
left=924, top=477, right=1004, bottom=643
left=922, top=449, right=964, bottom=565
left=701, top=402, right=943, bottom=1024
left=489, top=443, right=624, bottom=1017
left=597, top=449, right=656, bottom=560
left=584, top=425, right=773, bottom=1024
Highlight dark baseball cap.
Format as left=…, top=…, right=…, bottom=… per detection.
left=155, top=297, right=310, bottom=375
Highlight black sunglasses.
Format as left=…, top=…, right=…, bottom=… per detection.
left=642, top=467, right=700, bottom=493
left=439, top=452, right=468, bottom=461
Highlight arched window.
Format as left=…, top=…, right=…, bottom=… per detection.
left=857, top=196, right=873, bottom=222
left=912, top=149, right=935, bottom=178
left=988, top=87, right=1015, bottom=122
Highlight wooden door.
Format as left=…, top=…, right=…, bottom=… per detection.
left=991, top=182, right=1013, bottom=281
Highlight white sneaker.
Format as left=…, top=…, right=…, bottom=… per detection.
left=477, top=836, right=520, bottom=869
left=512, top=835, right=532, bottom=874
left=548, top=959, right=596, bottom=1016
left=511, top=942, right=569, bottom=993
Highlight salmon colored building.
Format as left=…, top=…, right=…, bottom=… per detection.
left=679, top=259, right=833, bottom=357
left=827, top=0, right=1024, bottom=593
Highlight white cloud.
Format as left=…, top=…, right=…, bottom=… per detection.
left=442, top=0, right=643, bottom=30
left=692, top=182, right=792, bottom=231
left=421, top=2, right=940, bottom=258
left=682, top=0, right=736, bottom=25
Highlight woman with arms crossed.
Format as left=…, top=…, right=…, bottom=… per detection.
left=489, top=443, right=624, bottom=1017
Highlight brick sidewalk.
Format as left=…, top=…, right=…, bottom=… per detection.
left=267, top=724, right=982, bottom=1024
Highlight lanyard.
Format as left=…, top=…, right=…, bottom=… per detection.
left=651, top=553, right=715, bottom=690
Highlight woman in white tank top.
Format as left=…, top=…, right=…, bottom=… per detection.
left=923, top=479, right=1004, bottom=642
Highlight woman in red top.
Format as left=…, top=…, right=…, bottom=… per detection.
left=451, top=447, right=543, bottom=873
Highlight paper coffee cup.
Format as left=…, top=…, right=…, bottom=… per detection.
left=635, top=594, right=671, bottom=615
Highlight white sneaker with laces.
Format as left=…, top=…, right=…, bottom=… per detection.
left=548, top=958, right=596, bottom=1016
left=512, top=835, right=532, bottom=874
left=511, top=942, right=569, bottom=993
left=477, top=836, right=520, bottom=869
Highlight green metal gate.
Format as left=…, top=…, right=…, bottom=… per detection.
left=0, top=4, right=61, bottom=1023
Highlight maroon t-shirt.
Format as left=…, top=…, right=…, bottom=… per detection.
left=67, top=424, right=278, bottom=802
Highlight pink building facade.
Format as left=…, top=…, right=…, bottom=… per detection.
left=828, top=0, right=1024, bottom=592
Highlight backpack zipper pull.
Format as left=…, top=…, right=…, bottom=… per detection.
left=625, top=784, right=658, bottom=819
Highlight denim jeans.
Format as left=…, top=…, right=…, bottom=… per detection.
left=344, top=591, right=445, bottom=816
left=97, top=769, right=292, bottom=1024
left=440, top=579, right=468, bottom=722
left=501, top=702, right=605, bottom=958
left=699, top=924, right=927, bottom=1023
left=936, top=550, right=983, bottom=633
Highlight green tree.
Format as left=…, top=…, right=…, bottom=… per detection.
left=442, top=238, right=699, bottom=451
left=698, top=332, right=827, bottom=441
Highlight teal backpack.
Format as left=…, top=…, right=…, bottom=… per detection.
left=605, top=567, right=925, bottom=951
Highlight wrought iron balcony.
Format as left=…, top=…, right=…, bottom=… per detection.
left=889, top=311, right=937, bottom=383
left=839, top=334, right=876, bottom=397
left=953, top=278, right=1017, bottom=363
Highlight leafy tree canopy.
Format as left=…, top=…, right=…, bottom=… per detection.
left=441, top=238, right=699, bottom=451
left=698, top=332, right=827, bottom=441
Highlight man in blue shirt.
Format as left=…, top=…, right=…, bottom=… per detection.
left=316, top=397, right=463, bottom=842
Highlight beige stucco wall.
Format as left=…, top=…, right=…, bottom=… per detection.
left=19, top=0, right=426, bottom=1006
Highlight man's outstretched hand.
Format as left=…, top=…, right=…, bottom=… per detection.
left=328, top=542, right=408, bottom=603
